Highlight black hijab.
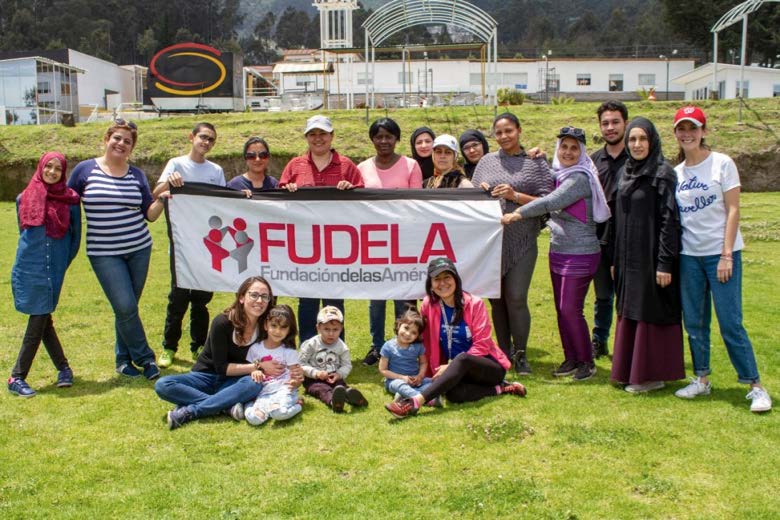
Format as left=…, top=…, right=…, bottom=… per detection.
left=410, top=127, right=435, bottom=181
left=619, top=117, right=676, bottom=209
left=459, top=129, right=489, bottom=179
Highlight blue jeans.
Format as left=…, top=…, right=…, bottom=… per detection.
left=591, top=247, right=614, bottom=343
left=369, top=300, right=412, bottom=349
left=155, top=371, right=264, bottom=418
left=679, top=251, right=760, bottom=384
left=385, top=377, right=433, bottom=399
left=89, top=246, right=155, bottom=368
left=298, top=298, right=344, bottom=344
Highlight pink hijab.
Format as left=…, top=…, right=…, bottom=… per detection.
left=18, top=151, right=80, bottom=239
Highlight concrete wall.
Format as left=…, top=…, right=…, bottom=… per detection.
left=68, top=49, right=127, bottom=109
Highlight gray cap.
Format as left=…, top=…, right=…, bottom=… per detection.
left=304, top=115, right=334, bottom=135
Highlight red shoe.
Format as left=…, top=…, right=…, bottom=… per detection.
left=384, top=398, right=419, bottom=418
left=501, top=381, right=527, bottom=397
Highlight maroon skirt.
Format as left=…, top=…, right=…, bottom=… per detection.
left=610, top=317, right=685, bottom=385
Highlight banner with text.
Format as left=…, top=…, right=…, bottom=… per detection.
left=167, top=184, right=504, bottom=299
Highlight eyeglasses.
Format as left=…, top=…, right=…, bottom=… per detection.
left=559, top=127, right=584, bottom=138
left=114, top=118, right=137, bottom=130
left=246, top=291, right=271, bottom=303
left=245, top=151, right=270, bottom=160
left=196, top=134, right=216, bottom=143
left=462, top=142, right=483, bottom=152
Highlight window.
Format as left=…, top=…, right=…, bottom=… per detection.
left=638, top=74, right=655, bottom=86
left=774, top=84, right=780, bottom=97
left=397, top=71, right=414, bottom=84
left=609, top=74, right=623, bottom=91
left=37, top=81, right=50, bottom=94
left=576, top=73, right=591, bottom=86
left=356, top=72, right=372, bottom=85
left=718, top=80, right=725, bottom=100
left=736, top=80, right=749, bottom=98
left=295, top=75, right=313, bottom=87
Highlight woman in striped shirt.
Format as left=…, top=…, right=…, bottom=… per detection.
left=68, top=119, right=168, bottom=380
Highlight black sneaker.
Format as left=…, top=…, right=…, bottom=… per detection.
left=167, top=406, right=194, bottom=430
left=513, top=353, right=532, bottom=375
left=572, top=362, right=597, bottom=381
left=553, top=359, right=578, bottom=377
left=361, top=348, right=380, bottom=366
left=56, top=367, right=74, bottom=388
left=143, top=362, right=161, bottom=381
left=592, top=338, right=609, bottom=359
left=331, top=385, right=347, bottom=413
left=346, top=387, right=368, bottom=407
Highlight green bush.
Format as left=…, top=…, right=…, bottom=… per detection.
left=497, top=88, right=526, bottom=106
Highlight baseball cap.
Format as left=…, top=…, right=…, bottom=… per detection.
left=432, top=134, right=459, bottom=157
left=317, top=305, right=343, bottom=324
left=427, top=257, right=457, bottom=278
left=304, top=115, right=334, bottom=135
left=557, top=126, right=586, bottom=145
left=674, top=106, right=706, bottom=128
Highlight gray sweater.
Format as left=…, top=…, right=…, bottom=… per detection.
left=520, top=172, right=600, bottom=255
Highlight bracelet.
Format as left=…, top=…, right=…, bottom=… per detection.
left=254, top=359, right=262, bottom=369
left=514, top=192, right=521, bottom=203
left=720, top=256, right=733, bottom=262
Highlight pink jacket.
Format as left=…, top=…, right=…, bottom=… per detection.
left=420, top=292, right=510, bottom=376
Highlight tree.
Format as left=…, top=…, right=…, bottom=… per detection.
left=137, top=27, right=158, bottom=64
left=275, top=7, right=309, bottom=49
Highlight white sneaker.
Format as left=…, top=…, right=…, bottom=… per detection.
left=625, top=381, right=665, bottom=394
left=229, top=402, right=245, bottom=421
left=675, top=377, right=712, bottom=399
left=746, top=387, right=772, bottom=413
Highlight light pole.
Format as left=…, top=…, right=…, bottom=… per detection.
left=660, top=49, right=678, bottom=101
left=542, top=49, right=551, bottom=103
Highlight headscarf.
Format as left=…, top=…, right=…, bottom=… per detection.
left=459, top=129, right=489, bottom=179
left=410, top=127, right=435, bottom=181
left=552, top=139, right=610, bottom=223
left=18, top=152, right=80, bottom=239
left=619, top=117, right=676, bottom=210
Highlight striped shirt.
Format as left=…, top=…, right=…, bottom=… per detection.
left=68, top=159, right=153, bottom=256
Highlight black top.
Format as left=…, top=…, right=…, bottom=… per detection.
left=192, top=314, right=254, bottom=376
left=590, top=145, right=628, bottom=247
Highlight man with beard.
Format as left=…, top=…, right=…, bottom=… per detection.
left=589, top=101, right=628, bottom=359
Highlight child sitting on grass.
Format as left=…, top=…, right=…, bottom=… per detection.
left=238, top=305, right=302, bottom=425
left=299, top=306, right=368, bottom=413
left=378, top=309, right=440, bottom=406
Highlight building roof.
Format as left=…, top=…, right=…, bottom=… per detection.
left=673, top=62, right=780, bottom=83
left=272, top=62, right=335, bottom=74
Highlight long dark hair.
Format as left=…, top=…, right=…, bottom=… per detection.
left=266, top=304, right=298, bottom=349
left=425, top=267, right=465, bottom=325
left=225, top=276, right=274, bottom=343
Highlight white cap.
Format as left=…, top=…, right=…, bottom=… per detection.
left=304, top=115, right=334, bottom=135
left=432, top=134, right=458, bottom=157
left=317, top=305, right=343, bottom=324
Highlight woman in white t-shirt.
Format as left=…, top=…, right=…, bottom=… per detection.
left=672, top=106, right=771, bottom=413
left=357, top=118, right=423, bottom=366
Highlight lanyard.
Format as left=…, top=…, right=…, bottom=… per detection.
left=440, top=300, right=455, bottom=360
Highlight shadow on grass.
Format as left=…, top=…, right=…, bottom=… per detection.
left=35, top=375, right=155, bottom=398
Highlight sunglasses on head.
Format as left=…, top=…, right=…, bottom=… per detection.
left=245, top=151, right=270, bottom=160
left=559, top=127, right=584, bottom=138
left=114, top=118, right=137, bottom=130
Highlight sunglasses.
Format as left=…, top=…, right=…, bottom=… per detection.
left=114, top=118, right=137, bottom=130
left=245, top=151, right=270, bottom=160
left=559, top=127, right=584, bottom=138
left=246, top=291, right=271, bottom=303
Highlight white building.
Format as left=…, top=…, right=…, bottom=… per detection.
left=673, top=63, right=780, bottom=101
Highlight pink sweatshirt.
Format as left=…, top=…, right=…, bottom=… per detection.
left=420, top=292, right=510, bottom=376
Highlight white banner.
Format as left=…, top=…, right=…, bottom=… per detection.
left=167, top=185, right=503, bottom=299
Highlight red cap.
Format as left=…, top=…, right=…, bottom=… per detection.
left=674, top=106, right=706, bottom=128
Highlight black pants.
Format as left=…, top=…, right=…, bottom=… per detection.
left=421, top=353, right=505, bottom=404
left=163, top=287, right=213, bottom=352
left=12, top=314, right=69, bottom=379
left=303, top=377, right=349, bottom=405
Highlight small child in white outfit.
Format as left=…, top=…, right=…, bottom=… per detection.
left=244, top=305, right=302, bottom=425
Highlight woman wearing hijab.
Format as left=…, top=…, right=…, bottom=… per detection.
left=8, top=152, right=81, bottom=397
left=459, top=129, right=489, bottom=179
left=610, top=117, right=685, bottom=393
left=410, top=127, right=435, bottom=183
left=502, top=127, right=610, bottom=381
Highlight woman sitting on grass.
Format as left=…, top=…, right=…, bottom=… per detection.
left=155, top=276, right=303, bottom=430
left=384, top=258, right=526, bottom=419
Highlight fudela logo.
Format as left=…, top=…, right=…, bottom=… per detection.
left=150, top=42, right=227, bottom=96
left=203, top=216, right=254, bottom=273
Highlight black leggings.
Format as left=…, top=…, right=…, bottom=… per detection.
left=421, top=353, right=506, bottom=403
left=12, top=314, right=69, bottom=379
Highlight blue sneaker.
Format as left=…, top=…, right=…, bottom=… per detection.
left=116, top=363, right=141, bottom=378
left=8, top=377, right=36, bottom=398
left=143, top=362, right=161, bottom=381
left=167, top=406, right=194, bottom=430
left=56, top=367, right=74, bottom=388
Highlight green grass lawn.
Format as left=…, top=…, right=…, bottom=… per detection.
left=1, top=193, right=779, bottom=519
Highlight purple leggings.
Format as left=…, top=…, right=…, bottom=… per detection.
left=549, top=252, right=600, bottom=364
